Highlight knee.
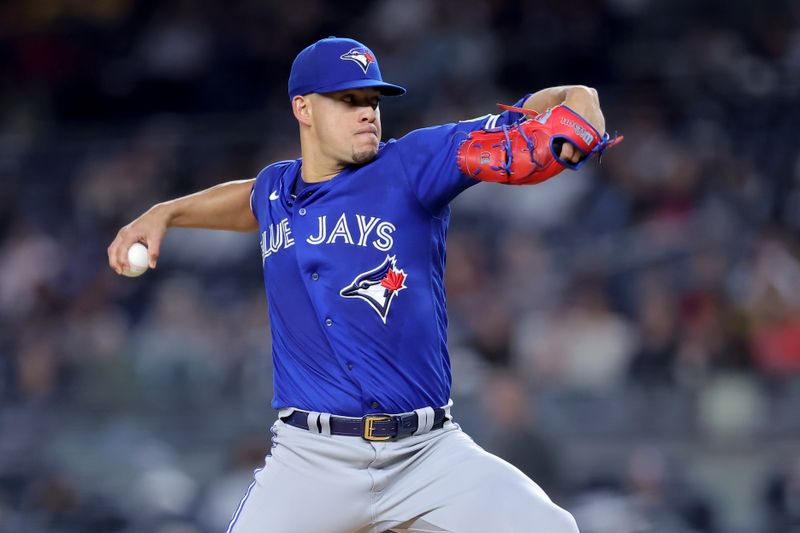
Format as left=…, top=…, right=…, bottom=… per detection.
left=512, top=502, right=579, bottom=533
left=547, top=506, right=580, bottom=533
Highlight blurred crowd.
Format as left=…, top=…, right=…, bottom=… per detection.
left=2, top=0, right=800, bottom=532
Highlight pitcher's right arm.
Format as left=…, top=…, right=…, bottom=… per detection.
left=107, top=178, right=257, bottom=274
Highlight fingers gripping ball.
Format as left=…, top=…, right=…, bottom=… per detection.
left=456, top=104, right=623, bottom=186
left=122, top=242, right=149, bottom=277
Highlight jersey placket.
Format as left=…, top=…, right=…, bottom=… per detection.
left=289, top=184, right=372, bottom=408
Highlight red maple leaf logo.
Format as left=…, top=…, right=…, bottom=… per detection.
left=380, top=269, right=405, bottom=291
left=364, top=51, right=375, bottom=64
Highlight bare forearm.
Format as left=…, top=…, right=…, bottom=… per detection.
left=160, top=178, right=258, bottom=232
left=522, top=85, right=605, bottom=135
left=108, top=179, right=257, bottom=274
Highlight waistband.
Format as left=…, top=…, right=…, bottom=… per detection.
left=278, top=403, right=452, bottom=441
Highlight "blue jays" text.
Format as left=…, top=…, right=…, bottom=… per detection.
left=260, top=213, right=396, bottom=264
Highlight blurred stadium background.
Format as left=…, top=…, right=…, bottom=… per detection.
left=2, top=0, right=800, bottom=532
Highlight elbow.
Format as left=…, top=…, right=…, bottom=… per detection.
left=569, top=85, right=599, bottom=103
left=588, top=86, right=599, bottom=103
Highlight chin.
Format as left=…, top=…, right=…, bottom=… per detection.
left=352, top=146, right=379, bottom=164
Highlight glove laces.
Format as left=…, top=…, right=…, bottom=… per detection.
left=489, top=122, right=544, bottom=178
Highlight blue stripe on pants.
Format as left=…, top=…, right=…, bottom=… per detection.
left=225, top=468, right=263, bottom=533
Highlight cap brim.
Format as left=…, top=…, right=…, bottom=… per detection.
left=314, top=79, right=406, bottom=97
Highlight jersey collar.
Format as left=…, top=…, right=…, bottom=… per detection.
left=281, top=144, right=389, bottom=206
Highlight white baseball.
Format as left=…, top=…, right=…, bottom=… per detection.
left=122, top=242, right=150, bottom=277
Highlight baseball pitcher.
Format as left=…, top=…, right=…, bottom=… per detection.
left=108, top=37, right=620, bottom=533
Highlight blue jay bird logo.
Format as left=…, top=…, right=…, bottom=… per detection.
left=340, top=255, right=407, bottom=323
left=339, top=47, right=375, bottom=74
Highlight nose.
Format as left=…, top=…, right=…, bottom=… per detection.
left=359, top=105, right=376, bottom=123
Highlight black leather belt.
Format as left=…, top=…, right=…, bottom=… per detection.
left=281, top=408, right=447, bottom=441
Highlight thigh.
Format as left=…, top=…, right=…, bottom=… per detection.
left=226, top=422, right=374, bottom=533
left=379, top=427, right=578, bottom=533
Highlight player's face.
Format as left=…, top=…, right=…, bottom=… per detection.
left=312, top=88, right=382, bottom=165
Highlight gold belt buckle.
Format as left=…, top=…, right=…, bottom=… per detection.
left=362, top=414, right=393, bottom=441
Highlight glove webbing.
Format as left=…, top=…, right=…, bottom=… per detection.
left=496, top=103, right=624, bottom=171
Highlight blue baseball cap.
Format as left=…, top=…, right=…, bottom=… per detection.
left=288, top=37, right=406, bottom=100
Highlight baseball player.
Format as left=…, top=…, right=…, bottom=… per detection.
left=108, top=37, right=619, bottom=533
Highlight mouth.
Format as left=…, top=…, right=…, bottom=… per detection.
left=355, top=126, right=379, bottom=138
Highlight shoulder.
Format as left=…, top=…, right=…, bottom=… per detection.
left=256, top=159, right=299, bottom=181
left=253, top=158, right=300, bottom=192
left=393, top=114, right=501, bottom=147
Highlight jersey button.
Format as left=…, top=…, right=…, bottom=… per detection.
left=298, top=207, right=307, bottom=216
left=311, top=272, right=319, bottom=281
left=325, top=318, right=333, bottom=327
left=371, top=401, right=379, bottom=409
left=346, top=362, right=353, bottom=370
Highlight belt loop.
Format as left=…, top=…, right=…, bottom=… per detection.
left=306, top=411, right=321, bottom=434
left=443, top=399, right=454, bottom=422
left=319, top=413, right=332, bottom=436
left=278, top=407, right=296, bottom=420
left=413, top=406, right=435, bottom=435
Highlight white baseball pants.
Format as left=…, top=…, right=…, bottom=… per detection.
left=226, top=416, right=579, bottom=533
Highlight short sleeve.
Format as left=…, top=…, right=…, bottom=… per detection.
left=249, top=160, right=297, bottom=224
left=250, top=166, right=271, bottom=224
left=249, top=182, right=258, bottom=220
left=393, top=95, right=531, bottom=214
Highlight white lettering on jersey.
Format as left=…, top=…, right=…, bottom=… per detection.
left=269, top=222, right=282, bottom=253
left=261, top=218, right=294, bottom=263
left=283, top=219, right=295, bottom=248
left=355, top=215, right=380, bottom=247
left=373, top=221, right=396, bottom=251
left=326, top=213, right=354, bottom=245
left=306, top=213, right=397, bottom=252
left=306, top=215, right=327, bottom=245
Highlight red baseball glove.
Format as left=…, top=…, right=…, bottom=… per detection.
left=456, top=104, right=623, bottom=185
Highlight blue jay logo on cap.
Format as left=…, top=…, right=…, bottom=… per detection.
left=340, top=48, right=375, bottom=74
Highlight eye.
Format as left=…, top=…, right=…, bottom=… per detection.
left=359, top=281, right=371, bottom=289
left=342, top=95, right=354, bottom=104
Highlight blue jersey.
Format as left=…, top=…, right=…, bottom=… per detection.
left=250, top=101, right=528, bottom=416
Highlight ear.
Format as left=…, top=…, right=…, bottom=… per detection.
left=292, top=95, right=312, bottom=126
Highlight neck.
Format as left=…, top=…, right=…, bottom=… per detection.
left=300, top=142, right=346, bottom=183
